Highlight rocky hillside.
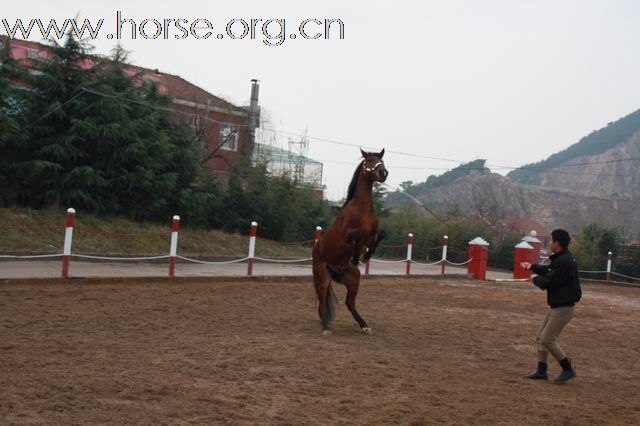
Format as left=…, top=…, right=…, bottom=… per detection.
left=386, top=171, right=640, bottom=234
left=385, top=108, right=640, bottom=235
left=508, top=109, right=640, bottom=200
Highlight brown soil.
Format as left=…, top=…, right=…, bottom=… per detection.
left=1, top=277, right=639, bottom=425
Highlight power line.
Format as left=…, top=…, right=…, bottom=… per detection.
left=46, top=87, right=640, bottom=177
left=261, top=127, right=464, bottom=164
left=30, top=88, right=87, bottom=126
left=260, top=127, right=640, bottom=173
left=491, top=157, right=640, bottom=170
left=82, top=87, right=248, bottom=128
left=316, top=157, right=637, bottom=178
left=19, top=68, right=252, bottom=128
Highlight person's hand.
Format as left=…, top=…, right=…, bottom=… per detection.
left=520, top=262, right=531, bottom=270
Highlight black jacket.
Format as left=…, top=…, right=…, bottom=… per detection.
left=531, top=250, right=582, bottom=308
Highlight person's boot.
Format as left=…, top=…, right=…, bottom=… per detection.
left=554, top=358, right=576, bottom=383
left=526, top=362, right=548, bottom=380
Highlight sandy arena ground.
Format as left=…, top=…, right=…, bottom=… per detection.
left=1, top=276, right=639, bottom=425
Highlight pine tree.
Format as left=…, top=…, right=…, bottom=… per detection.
left=91, top=44, right=199, bottom=219
left=17, top=33, right=103, bottom=209
left=0, top=38, right=29, bottom=206
left=14, top=34, right=199, bottom=218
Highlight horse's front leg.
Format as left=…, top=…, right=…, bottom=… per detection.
left=349, top=231, right=361, bottom=266
left=363, top=229, right=386, bottom=261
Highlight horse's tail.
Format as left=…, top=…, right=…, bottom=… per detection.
left=321, top=281, right=338, bottom=330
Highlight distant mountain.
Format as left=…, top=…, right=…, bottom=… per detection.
left=385, top=113, right=640, bottom=236
left=385, top=166, right=640, bottom=235
left=386, top=159, right=490, bottom=206
left=508, top=109, right=640, bottom=199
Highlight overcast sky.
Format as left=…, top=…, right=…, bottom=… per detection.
left=4, top=0, right=640, bottom=200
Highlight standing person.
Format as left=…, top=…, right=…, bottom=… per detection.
left=521, top=229, right=582, bottom=383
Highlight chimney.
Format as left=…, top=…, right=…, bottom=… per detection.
left=248, top=79, right=260, bottom=155
left=250, top=79, right=260, bottom=113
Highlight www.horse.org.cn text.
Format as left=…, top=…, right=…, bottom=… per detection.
left=1, top=12, right=346, bottom=46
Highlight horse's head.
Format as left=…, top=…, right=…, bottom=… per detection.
left=360, top=148, right=388, bottom=183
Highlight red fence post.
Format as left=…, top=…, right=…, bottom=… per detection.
left=405, top=233, right=414, bottom=276
left=315, top=226, right=322, bottom=244
left=247, top=221, right=257, bottom=276
left=365, top=259, right=370, bottom=276
left=468, top=242, right=476, bottom=277
left=61, top=208, right=75, bottom=279
left=523, top=231, right=542, bottom=264
left=168, top=215, right=180, bottom=277
left=468, top=237, right=490, bottom=280
left=514, top=241, right=533, bottom=279
left=478, top=243, right=489, bottom=281
left=607, top=251, right=613, bottom=282
left=441, top=235, right=448, bottom=275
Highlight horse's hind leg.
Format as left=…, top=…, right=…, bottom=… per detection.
left=312, top=260, right=332, bottom=335
left=343, top=267, right=371, bottom=334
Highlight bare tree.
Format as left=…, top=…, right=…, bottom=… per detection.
left=467, top=178, right=509, bottom=229
left=180, top=94, right=239, bottom=168
left=199, top=124, right=237, bottom=167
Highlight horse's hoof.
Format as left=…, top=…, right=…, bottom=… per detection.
left=362, top=327, right=372, bottom=335
left=322, top=329, right=332, bottom=336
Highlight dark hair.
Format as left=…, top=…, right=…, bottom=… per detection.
left=342, top=160, right=364, bottom=208
left=551, top=229, right=571, bottom=249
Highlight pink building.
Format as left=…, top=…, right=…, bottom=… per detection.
left=1, top=36, right=259, bottom=184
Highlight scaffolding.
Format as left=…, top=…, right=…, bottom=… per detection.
left=253, top=129, right=324, bottom=190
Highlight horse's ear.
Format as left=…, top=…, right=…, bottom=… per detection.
left=378, top=148, right=385, bottom=158
left=360, top=148, right=367, bottom=158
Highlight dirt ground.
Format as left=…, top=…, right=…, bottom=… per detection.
left=1, top=277, right=639, bottom=425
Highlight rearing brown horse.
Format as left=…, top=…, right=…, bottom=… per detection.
left=312, top=149, right=388, bottom=335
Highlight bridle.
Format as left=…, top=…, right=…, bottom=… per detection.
left=363, top=161, right=384, bottom=174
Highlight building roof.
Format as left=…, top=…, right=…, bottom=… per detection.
left=152, top=72, right=246, bottom=114
left=502, top=217, right=552, bottom=238
left=1, top=36, right=244, bottom=114
left=253, top=143, right=322, bottom=165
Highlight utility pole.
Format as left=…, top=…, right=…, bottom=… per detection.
left=288, top=128, right=309, bottom=184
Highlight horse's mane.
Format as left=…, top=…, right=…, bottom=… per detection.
left=342, top=160, right=364, bottom=208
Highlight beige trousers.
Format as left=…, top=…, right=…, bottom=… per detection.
left=536, top=306, right=575, bottom=362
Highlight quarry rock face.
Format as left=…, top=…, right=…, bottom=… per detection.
left=535, top=131, right=640, bottom=200
left=387, top=111, right=640, bottom=235
left=391, top=172, right=640, bottom=234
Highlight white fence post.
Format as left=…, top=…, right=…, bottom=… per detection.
left=247, top=221, right=258, bottom=276
left=441, top=235, right=449, bottom=275
left=405, top=233, right=414, bottom=276
left=607, top=251, right=613, bottom=282
left=168, top=215, right=180, bottom=277
left=61, top=208, right=75, bottom=278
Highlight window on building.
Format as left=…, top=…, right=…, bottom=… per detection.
left=219, top=124, right=238, bottom=151
left=26, top=48, right=40, bottom=59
